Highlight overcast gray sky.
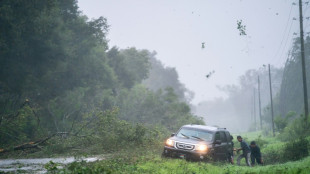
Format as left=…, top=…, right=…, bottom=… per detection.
left=78, top=0, right=304, bottom=104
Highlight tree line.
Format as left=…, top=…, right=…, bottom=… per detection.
left=0, top=0, right=203, bottom=151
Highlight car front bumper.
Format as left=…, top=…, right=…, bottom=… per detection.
left=163, top=146, right=210, bottom=160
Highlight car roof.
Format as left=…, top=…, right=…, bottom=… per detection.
left=182, top=124, right=228, bottom=132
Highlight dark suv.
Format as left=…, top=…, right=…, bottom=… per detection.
left=162, top=124, right=233, bottom=162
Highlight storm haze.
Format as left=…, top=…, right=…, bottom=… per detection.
left=78, top=0, right=301, bottom=132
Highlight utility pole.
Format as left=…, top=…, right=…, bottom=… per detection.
left=299, top=0, right=309, bottom=127
left=268, top=64, right=275, bottom=137
left=251, top=94, right=253, bottom=123
left=258, top=76, right=262, bottom=130
left=253, top=88, right=257, bottom=131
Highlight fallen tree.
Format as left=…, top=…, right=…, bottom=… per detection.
left=0, top=132, right=68, bottom=154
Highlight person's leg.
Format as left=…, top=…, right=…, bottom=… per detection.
left=251, top=154, right=255, bottom=165
left=231, top=155, right=234, bottom=164
left=231, top=151, right=234, bottom=164
left=237, top=154, right=244, bottom=166
left=246, top=153, right=252, bottom=167
left=257, top=156, right=262, bottom=165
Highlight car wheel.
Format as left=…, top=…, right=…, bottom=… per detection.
left=161, top=150, right=170, bottom=158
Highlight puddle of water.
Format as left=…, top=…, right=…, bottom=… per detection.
left=0, top=156, right=105, bottom=173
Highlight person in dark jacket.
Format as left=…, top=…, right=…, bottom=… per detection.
left=250, top=141, right=263, bottom=165
left=230, top=135, right=235, bottom=164
left=236, top=136, right=251, bottom=166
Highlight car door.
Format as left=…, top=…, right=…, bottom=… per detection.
left=225, top=131, right=233, bottom=156
left=219, top=131, right=228, bottom=160
left=213, top=131, right=226, bottom=160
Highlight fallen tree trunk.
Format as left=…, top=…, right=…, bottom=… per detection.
left=0, top=132, right=67, bottom=154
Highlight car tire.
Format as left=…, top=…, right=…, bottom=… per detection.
left=161, top=150, right=170, bottom=158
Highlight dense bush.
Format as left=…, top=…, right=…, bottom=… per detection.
left=261, top=142, right=285, bottom=164
left=283, top=137, right=309, bottom=161
left=278, top=116, right=310, bottom=141
left=262, top=137, right=309, bottom=164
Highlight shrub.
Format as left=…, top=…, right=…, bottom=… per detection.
left=278, top=117, right=310, bottom=141
left=283, top=137, right=309, bottom=161
left=254, top=135, right=268, bottom=148
left=262, top=137, right=309, bottom=164
left=262, top=143, right=285, bottom=164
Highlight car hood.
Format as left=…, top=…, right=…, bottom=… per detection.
left=169, top=136, right=212, bottom=145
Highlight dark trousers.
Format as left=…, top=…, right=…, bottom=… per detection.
left=251, top=154, right=262, bottom=165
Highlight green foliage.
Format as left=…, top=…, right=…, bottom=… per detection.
left=0, top=103, right=40, bottom=147
left=120, top=48, right=151, bottom=85
left=262, top=137, right=309, bottom=164
left=278, top=115, right=310, bottom=141
left=107, top=47, right=151, bottom=89
left=0, top=0, right=203, bottom=153
left=274, top=112, right=296, bottom=133
left=44, top=161, right=59, bottom=173
left=49, top=154, right=310, bottom=174
left=262, top=142, right=285, bottom=164
left=253, top=135, right=268, bottom=148
left=117, top=85, right=204, bottom=131
left=235, top=131, right=310, bottom=164
left=274, top=115, right=288, bottom=132
left=283, top=137, right=309, bottom=161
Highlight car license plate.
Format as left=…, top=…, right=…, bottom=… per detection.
left=179, top=154, right=186, bottom=159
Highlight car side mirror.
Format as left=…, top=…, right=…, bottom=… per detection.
left=171, top=133, right=175, bottom=137
left=214, top=140, right=222, bottom=145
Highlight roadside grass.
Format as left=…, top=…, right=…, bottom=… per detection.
left=49, top=155, right=310, bottom=174
left=46, top=131, right=310, bottom=173
left=232, top=131, right=310, bottom=164
left=136, top=156, right=310, bottom=174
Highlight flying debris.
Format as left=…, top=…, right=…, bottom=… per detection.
left=293, top=17, right=297, bottom=20
left=276, top=13, right=279, bottom=15
left=201, top=42, right=205, bottom=49
left=206, top=70, right=215, bottom=79
left=237, top=20, right=247, bottom=36
left=293, top=32, right=298, bottom=35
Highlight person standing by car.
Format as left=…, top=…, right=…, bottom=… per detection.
left=230, top=135, right=235, bottom=164
left=250, top=141, right=263, bottom=165
left=236, top=136, right=251, bottom=166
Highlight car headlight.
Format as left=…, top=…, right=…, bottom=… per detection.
left=197, top=144, right=208, bottom=151
left=166, top=139, right=174, bottom=146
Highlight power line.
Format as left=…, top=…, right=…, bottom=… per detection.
left=273, top=4, right=294, bottom=60
left=272, top=2, right=298, bottom=66
left=278, top=20, right=295, bottom=64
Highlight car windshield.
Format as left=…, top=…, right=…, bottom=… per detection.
left=176, top=127, right=213, bottom=142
